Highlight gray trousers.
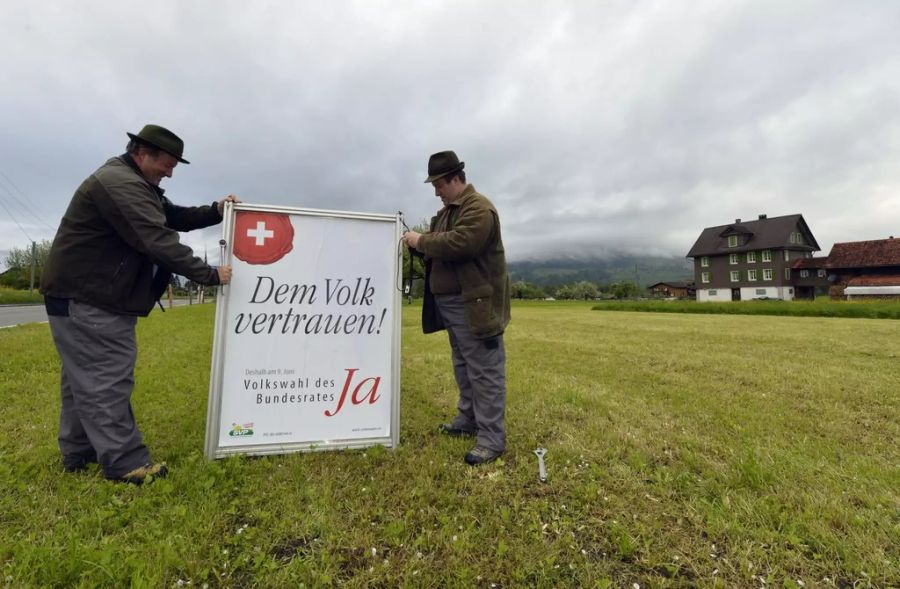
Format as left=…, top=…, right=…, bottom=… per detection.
left=48, top=300, right=150, bottom=477
left=434, top=294, right=507, bottom=452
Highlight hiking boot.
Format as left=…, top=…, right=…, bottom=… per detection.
left=464, top=446, right=503, bottom=466
left=439, top=423, right=477, bottom=438
left=109, top=463, right=168, bottom=485
left=62, top=451, right=97, bottom=473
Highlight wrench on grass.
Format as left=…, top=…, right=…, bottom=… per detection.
left=533, top=447, right=548, bottom=482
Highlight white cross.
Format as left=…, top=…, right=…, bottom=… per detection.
left=247, top=221, right=274, bottom=246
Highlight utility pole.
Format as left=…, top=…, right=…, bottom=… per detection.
left=29, top=241, right=37, bottom=293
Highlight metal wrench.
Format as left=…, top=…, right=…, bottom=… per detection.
left=533, top=448, right=548, bottom=482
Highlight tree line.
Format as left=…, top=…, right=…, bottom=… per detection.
left=1, top=240, right=205, bottom=297
left=511, top=279, right=643, bottom=300
left=3, top=240, right=645, bottom=301
left=0, top=240, right=52, bottom=290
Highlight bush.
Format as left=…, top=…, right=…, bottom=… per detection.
left=0, top=286, right=43, bottom=305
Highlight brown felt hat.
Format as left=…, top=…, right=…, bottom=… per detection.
left=126, top=124, right=190, bottom=164
left=424, top=150, right=464, bottom=183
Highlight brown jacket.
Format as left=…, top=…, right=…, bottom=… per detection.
left=416, top=184, right=511, bottom=339
left=41, top=155, right=222, bottom=316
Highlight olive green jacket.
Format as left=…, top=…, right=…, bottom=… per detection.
left=415, top=184, right=511, bottom=339
left=41, top=155, right=222, bottom=316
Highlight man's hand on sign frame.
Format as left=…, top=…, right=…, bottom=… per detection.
left=217, top=265, right=233, bottom=285
left=218, top=194, right=242, bottom=215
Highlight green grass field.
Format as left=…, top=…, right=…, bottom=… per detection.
left=592, top=299, right=900, bottom=319
left=1, top=303, right=897, bottom=587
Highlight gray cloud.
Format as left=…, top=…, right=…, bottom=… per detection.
left=1, top=0, right=898, bottom=269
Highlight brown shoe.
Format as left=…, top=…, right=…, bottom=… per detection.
left=110, top=463, right=168, bottom=485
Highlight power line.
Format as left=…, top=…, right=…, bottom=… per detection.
left=0, top=195, right=33, bottom=242
left=0, top=168, right=57, bottom=233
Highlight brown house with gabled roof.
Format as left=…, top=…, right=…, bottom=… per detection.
left=647, top=280, right=695, bottom=298
left=824, top=237, right=900, bottom=299
left=791, top=236, right=900, bottom=299
left=686, top=213, right=820, bottom=301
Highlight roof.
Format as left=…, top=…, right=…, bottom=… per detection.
left=846, top=274, right=900, bottom=287
left=792, top=257, right=829, bottom=269
left=648, top=281, right=694, bottom=289
left=826, top=238, right=900, bottom=268
left=686, top=214, right=820, bottom=258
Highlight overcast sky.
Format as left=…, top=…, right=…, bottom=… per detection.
left=1, top=0, right=898, bottom=269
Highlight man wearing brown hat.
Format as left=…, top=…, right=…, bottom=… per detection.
left=403, top=151, right=511, bottom=465
left=41, top=124, right=239, bottom=484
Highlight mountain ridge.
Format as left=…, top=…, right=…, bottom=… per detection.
left=508, top=255, right=693, bottom=288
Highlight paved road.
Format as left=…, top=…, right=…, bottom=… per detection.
left=0, top=305, right=47, bottom=328
left=0, top=299, right=203, bottom=329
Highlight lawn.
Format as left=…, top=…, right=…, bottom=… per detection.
left=592, top=299, right=900, bottom=320
left=0, top=302, right=897, bottom=587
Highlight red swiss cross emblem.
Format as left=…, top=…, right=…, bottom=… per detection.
left=232, top=212, right=294, bottom=265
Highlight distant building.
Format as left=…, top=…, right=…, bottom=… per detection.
left=686, top=214, right=819, bottom=301
left=647, top=280, right=695, bottom=298
left=823, top=237, right=900, bottom=299
left=790, top=256, right=830, bottom=299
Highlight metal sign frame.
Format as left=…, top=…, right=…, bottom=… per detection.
left=204, top=202, right=402, bottom=459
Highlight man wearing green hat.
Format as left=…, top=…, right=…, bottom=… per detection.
left=403, top=151, right=511, bottom=465
left=41, top=124, right=239, bottom=484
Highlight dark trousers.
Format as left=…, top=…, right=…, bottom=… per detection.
left=48, top=300, right=150, bottom=477
left=434, top=294, right=507, bottom=452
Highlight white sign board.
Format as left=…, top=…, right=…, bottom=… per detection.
left=205, top=203, right=401, bottom=459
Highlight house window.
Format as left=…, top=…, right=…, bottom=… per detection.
left=762, top=250, right=772, bottom=262
left=730, top=271, right=740, bottom=282
left=784, top=250, right=790, bottom=262
left=701, top=256, right=709, bottom=267
left=747, top=251, right=757, bottom=263
left=709, top=289, right=717, bottom=295
left=784, top=268, right=791, bottom=279
left=748, top=269, right=758, bottom=281
left=728, top=235, right=738, bottom=247
left=789, top=232, right=796, bottom=244
left=729, top=254, right=739, bottom=265
left=763, top=268, right=773, bottom=281
left=817, top=269, right=826, bottom=278
left=800, top=270, right=809, bottom=278
left=756, top=289, right=766, bottom=295
left=701, top=272, right=710, bottom=283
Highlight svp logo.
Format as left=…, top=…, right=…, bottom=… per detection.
left=233, top=212, right=294, bottom=265
left=229, top=422, right=255, bottom=437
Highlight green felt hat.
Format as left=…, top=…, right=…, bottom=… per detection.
left=126, top=124, right=190, bottom=164
left=424, top=150, right=464, bottom=183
